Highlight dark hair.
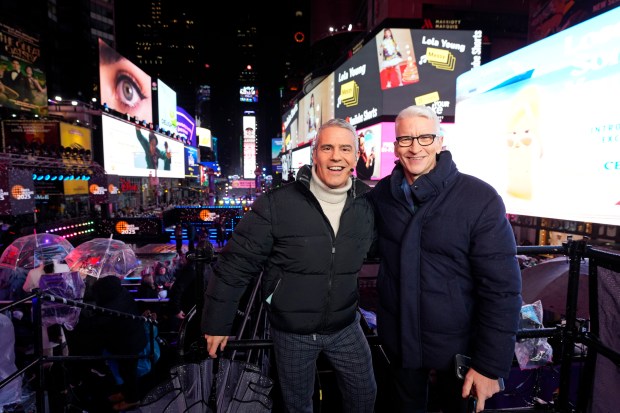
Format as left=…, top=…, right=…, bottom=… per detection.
left=43, top=261, right=55, bottom=274
left=149, top=132, right=158, bottom=145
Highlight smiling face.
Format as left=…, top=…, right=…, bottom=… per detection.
left=312, top=124, right=358, bottom=189
left=394, top=115, right=443, bottom=184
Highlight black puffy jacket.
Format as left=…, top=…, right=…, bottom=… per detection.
left=201, top=165, right=375, bottom=335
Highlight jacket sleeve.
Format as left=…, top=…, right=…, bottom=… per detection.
left=469, top=196, right=522, bottom=379
left=201, top=194, right=274, bottom=336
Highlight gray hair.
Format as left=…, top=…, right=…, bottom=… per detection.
left=395, top=105, right=441, bottom=135
left=312, top=118, right=359, bottom=153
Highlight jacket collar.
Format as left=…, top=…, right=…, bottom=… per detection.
left=389, top=151, right=458, bottom=205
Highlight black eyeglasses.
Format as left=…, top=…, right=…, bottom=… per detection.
left=395, top=134, right=437, bottom=147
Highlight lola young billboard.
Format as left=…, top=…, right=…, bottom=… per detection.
left=334, top=29, right=481, bottom=126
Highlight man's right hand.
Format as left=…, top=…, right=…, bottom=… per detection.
left=205, top=334, right=229, bottom=358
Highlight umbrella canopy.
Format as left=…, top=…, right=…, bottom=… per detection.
left=64, top=237, right=140, bottom=279
left=521, top=256, right=590, bottom=321
left=0, top=233, right=74, bottom=271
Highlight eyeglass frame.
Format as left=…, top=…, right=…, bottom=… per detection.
left=395, top=134, right=438, bottom=147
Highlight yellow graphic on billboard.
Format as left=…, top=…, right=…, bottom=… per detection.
left=415, top=92, right=441, bottom=106
left=339, top=80, right=360, bottom=107
left=426, top=47, right=456, bottom=71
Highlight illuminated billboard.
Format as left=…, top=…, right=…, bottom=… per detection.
left=240, top=86, right=258, bottom=103
left=281, top=103, right=299, bottom=151
left=333, top=29, right=481, bottom=126
left=185, top=146, right=199, bottom=178
left=453, top=7, right=620, bottom=226
left=196, top=127, right=212, bottom=147
left=60, top=122, right=92, bottom=195
left=101, top=114, right=184, bottom=178
left=177, top=106, right=196, bottom=146
left=297, top=73, right=335, bottom=146
left=155, top=79, right=177, bottom=133
left=242, top=116, right=257, bottom=179
left=98, top=38, right=153, bottom=124
left=0, top=21, right=48, bottom=115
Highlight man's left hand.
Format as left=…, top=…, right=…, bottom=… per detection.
left=461, top=368, right=502, bottom=412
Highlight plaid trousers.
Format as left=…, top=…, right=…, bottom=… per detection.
left=271, top=313, right=376, bottom=413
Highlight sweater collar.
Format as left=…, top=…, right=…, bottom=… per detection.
left=310, top=165, right=351, bottom=204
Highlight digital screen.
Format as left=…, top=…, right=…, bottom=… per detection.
left=332, top=29, right=480, bottom=126
left=281, top=103, right=299, bottom=151
left=185, top=146, right=199, bottom=178
left=196, top=126, right=211, bottom=147
left=240, top=85, right=258, bottom=103
left=297, top=73, right=335, bottom=147
left=291, top=144, right=312, bottom=174
left=156, top=79, right=177, bottom=133
left=176, top=106, right=196, bottom=146
left=0, top=21, right=48, bottom=116
left=98, top=38, right=153, bottom=124
left=243, top=116, right=257, bottom=179
left=101, top=114, right=185, bottom=178
left=355, top=123, right=383, bottom=181
left=453, top=7, right=620, bottom=226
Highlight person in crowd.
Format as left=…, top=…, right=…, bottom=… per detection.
left=154, top=263, right=174, bottom=291
left=23, top=260, right=72, bottom=357
left=64, top=275, right=148, bottom=411
left=215, top=217, right=226, bottom=248
left=174, top=223, right=184, bottom=255
left=136, top=269, right=159, bottom=300
left=367, top=105, right=522, bottom=413
left=355, top=132, right=375, bottom=180
left=202, top=118, right=377, bottom=413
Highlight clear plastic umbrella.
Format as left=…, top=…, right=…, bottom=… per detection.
left=0, top=232, right=74, bottom=271
left=64, top=236, right=140, bottom=279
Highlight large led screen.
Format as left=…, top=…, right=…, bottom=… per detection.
left=333, top=29, right=481, bottom=126
left=177, top=106, right=196, bottom=146
left=185, top=146, right=199, bottom=178
left=281, top=103, right=299, bottom=151
left=291, top=144, right=312, bottom=175
left=355, top=123, right=383, bottom=181
left=297, top=73, right=335, bottom=146
left=101, top=114, right=184, bottom=178
left=242, top=116, right=257, bottom=179
left=453, top=7, right=620, bottom=226
left=0, top=21, right=48, bottom=115
left=156, top=79, right=177, bottom=133
left=98, top=39, right=153, bottom=124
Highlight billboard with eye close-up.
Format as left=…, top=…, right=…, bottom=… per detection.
left=98, top=38, right=153, bottom=124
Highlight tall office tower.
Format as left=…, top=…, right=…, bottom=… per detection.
left=0, top=0, right=116, bottom=102
left=114, top=0, right=205, bottom=118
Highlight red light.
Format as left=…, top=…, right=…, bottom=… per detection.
left=294, top=32, right=305, bottom=43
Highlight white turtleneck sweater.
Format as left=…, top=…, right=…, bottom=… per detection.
left=309, top=167, right=351, bottom=235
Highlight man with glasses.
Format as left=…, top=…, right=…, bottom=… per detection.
left=367, top=105, right=522, bottom=412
